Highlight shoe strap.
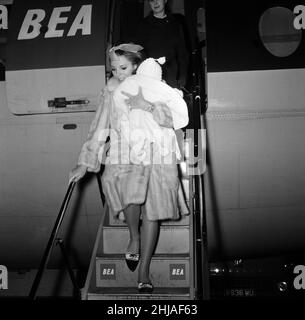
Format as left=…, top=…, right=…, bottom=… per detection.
left=125, top=253, right=140, bottom=261
left=138, top=282, right=153, bottom=289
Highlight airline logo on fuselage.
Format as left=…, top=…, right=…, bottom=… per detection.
left=0, top=5, right=8, bottom=30
left=294, top=5, right=305, bottom=29
left=18, top=5, right=92, bottom=39
left=0, top=265, right=8, bottom=290
left=0, top=4, right=92, bottom=38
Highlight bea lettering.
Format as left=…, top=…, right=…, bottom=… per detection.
left=0, top=5, right=8, bottom=30
left=0, top=265, right=8, bottom=290
left=18, top=5, right=92, bottom=40
left=293, top=265, right=305, bottom=289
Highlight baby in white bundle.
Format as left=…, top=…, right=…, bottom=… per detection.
left=113, top=57, right=189, bottom=165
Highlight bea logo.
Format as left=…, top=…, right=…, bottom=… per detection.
left=100, top=264, right=116, bottom=280
left=0, top=5, right=8, bottom=31
left=172, top=268, right=184, bottom=276
left=294, top=5, right=305, bottom=29
left=170, top=264, right=186, bottom=280
left=102, top=268, right=114, bottom=276
left=18, top=5, right=92, bottom=40
left=0, top=5, right=92, bottom=37
left=293, top=265, right=305, bottom=289
left=0, top=265, right=8, bottom=290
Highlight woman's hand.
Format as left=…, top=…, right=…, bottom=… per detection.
left=69, top=164, right=87, bottom=184
left=121, top=87, right=152, bottom=112
left=151, top=102, right=174, bottom=128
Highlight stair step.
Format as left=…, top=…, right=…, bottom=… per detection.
left=101, top=226, right=190, bottom=255
left=80, top=175, right=196, bottom=301
left=99, top=253, right=189, bottom=259
left=87, top=287, right=191, bottom=300
left=108, top=213, right=190, bottom=226
left=95, top=256, right=190, bottom=287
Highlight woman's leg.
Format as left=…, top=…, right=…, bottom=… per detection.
left=124, top=204, right=141, bottom=253
left=138, top=207, right=160, bottom=283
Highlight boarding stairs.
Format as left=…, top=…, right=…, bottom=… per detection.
left=81, top=174, right=195, bottom=300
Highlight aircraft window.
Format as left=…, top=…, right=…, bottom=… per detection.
left=259, top=7, right=302, bottom=57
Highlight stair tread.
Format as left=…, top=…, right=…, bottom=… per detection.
left=87, top=287, right=190, bottom=297
left=96, top=253, right=190, bottom=260
left=103, top=225, right=189, bottom=230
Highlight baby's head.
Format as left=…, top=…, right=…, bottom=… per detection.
left=136, top=57, right=166, bottom=81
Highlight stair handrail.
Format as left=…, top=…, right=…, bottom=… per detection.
left=191, top=43, right=210, bottom=300
left=29, top=181, right=76, bottom=299
left=29, top=173, right=105, bottom=300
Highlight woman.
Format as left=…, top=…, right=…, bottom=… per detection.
left=69, top=43, right=188, bottom=293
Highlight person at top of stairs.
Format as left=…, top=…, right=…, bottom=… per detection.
left=69, top=43, right=189, bottom=293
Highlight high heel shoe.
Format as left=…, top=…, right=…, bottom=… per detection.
left=138, top=282, right=154, bottom=294
left=125, top=252, right=140, bottom=272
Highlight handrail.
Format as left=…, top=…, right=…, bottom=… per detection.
left=29, top=181, right=76, bottom=300
left=29, top=174, right=105, bottom=300
left=191, top=44, right=210, bottom=300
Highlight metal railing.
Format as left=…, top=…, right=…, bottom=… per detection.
left=29, top=175, right=104, bottom=300
left=190, top=44, right=210, bottom=300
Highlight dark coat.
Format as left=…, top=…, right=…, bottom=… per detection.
left=134, top=13, right=188, bottom=88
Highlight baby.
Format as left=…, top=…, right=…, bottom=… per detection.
left=113, top=57, right=188, bottom=165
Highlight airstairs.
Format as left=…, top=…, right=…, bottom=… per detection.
left=81, top=177, right=195, bottom=300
